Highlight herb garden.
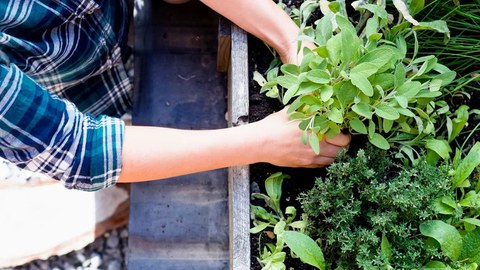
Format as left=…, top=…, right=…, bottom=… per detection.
left=248, top=0, right=480, bottom=269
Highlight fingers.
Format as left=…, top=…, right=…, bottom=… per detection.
left=325, top=133, right=351, bottom=147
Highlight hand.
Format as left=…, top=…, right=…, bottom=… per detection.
left=279, top=41, right=317, bottom=64
left=254, top=108, right=351, bottom=168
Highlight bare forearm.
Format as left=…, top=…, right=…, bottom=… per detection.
left=200, top=0, right=299, bottom=59
left=117, top=124, right=264, bottom=183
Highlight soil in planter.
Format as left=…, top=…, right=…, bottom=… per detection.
left=248, top=32, right=329, bottom=270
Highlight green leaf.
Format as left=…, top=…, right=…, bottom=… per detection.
left=336, top=15, right=360, bottom=63
left=463, top=218, right=480, bottom=228
left=409, top=0, right=425, bottom=16
left=375, top=104, right=400, bottom=120
left=282, top=84, right=300, bottom=104
left=432, top=197, right=455, bottom=215
left=396, top=81, right=422, bottom=99
left=358, top=47, right=396, bottom=68
left=369, top=133, right=390, bottom=150
left=315, top=16, right=333, bottom=46
left=337, top=82, right=358, bottom=106
left=434, top=71, right=457, bottom=86
left=250, top=222, right=270, bottom=234
left=276, top=74, right=298, bottom=89
left=425, top=139, right=451, bottom=160
left=392, top=0, right=419, bottom=25
left=306, top=70, right=330, bottom=84
left=414, top=20, right=450, bottom=39
left=383, top=119, right=394, bottom=133
left=351, top=73, right=373, bottom=96
left=253, top=71, right=267, bottom=87
left=460, top=228, right=480, bottom=263
left=265, top=173, right=290, bottom=214
left=381, top=234, right=393, bottom=261
left=424, top=261, right=447, bottom=269
left=282, top=231, right=326, bottom=270
left=350, top=117, right=368, bottom=134
left=420, top=220, right=463, bottom=261
left=274, top=220, right=286, bottom=235
left=328, top=107, right=343, bottom=124
left=320, top=85, right=334, bottom=102
left=309, top=133, right=320, bottom=155
left=453, top=143, right=480, bottom=188
left=352, top=103, right=373, bottom=119
left=281, top=64, right=300, bottom=76
left=394, top=63, right=406, bottom=89
left=326, top=34, right=342, bottom=66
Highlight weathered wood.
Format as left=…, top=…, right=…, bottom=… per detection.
left=227, top=24, right=250, bottom=270
left=128, top=1, right=229, bottom=269
left=217, top=17, right=231, bottom=73
left=0, top=182, right=129, bottom=268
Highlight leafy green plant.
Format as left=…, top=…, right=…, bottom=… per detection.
left=297, top=146, right=454, bottom=269
left=250, top=172, right=325, bottom=270
left=419, top=143, right=480, bottom=267
left=255, top=0, right=457, bottom=160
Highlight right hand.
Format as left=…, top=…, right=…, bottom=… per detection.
left=253, top=108, right=351, bottom=168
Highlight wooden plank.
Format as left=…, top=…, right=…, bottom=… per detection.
left=227, top=24, right=250, bottom=270
left=217, top=17, right=231, bottom=73
left=128, top=1, right=229, bottom=269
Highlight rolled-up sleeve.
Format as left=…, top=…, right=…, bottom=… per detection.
left=0, top=64, right=124, bottom=191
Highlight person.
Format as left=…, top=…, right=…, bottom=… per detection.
left=0, top=0, right=350, bottom=192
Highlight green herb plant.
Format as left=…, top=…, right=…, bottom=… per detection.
left=254, top=0, right=456, bottom=161
left=420, top=142, right=480, bottom=268
left=250, top=172, right=325, bottom=270
left=297, top=146, right=455, bottom=269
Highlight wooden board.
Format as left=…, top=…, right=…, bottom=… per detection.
left=128, top=1, right=229, bottom=269
left=227, top=25, right=250, bottom=270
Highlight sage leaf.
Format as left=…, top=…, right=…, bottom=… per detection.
left=425, top=139, right=451, bottom=160
left=253, top=71, right=267, bottom=86
left=350, top=73, right=373, bottom=96
left=369, top=133, right=390, bottom=150
left=265, top=173, right=289, bottom=214
left=350, top=117, right=368, bottom=134
left=309, top=133, right=321, bottom=155
left=460, top=228, right=480, bottom=264
left=392, top=0, right=419, bottom=25
left=282, top=231, right=326, bottom=270
left=462, top=218, right=480, bottom=228
left=414, top=20, right=450, bottom=39
left=320, top=85, right=334, bottom=102
left=408, top=0, right=424, bottom=16
left=375, top=104, right=400, bottom=120
left=381, top=234, right=393, bottom=261
left=352, top=103, right=373, bottom=119
left=250, top=222, right=270, bottom=234
left=453, top=143, right=480, bottom=188
left=306, top=70, right=330, bottom=84
left=424, top=261, right=447, bottom=269
left=327, top=107, right=343, bottom=124
left=420, top=220, right=463, bottom=261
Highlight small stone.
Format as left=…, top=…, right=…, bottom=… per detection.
left=120, top=228, right=128, bottom=239
left=37, top=261, right=49, bottom=270
left=106, top=231, right=120, bottom=248
left=251, top=181, right=260, bottom=194
left=107, top=260, right=121, bottom=270
left=83, top=252, right=102, bottom=269
left=74, top=252, right=86, bottom=263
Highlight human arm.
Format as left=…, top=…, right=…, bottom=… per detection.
left=199, top=0, right=312, bottom=64
left=118, top=108, right=350, bottom=183
left=0, top=64, right=123, bottom=191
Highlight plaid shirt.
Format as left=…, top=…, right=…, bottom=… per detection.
left=0, top=0, right=132, bottom=191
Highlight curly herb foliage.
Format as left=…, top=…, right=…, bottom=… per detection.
left=297, top=146, right=452, bottom=269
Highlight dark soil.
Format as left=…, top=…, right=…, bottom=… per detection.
left=248, top=32, right=321, bottom=270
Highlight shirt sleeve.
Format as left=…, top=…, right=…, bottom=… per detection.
left=0, top=63, right=124, bottom=191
